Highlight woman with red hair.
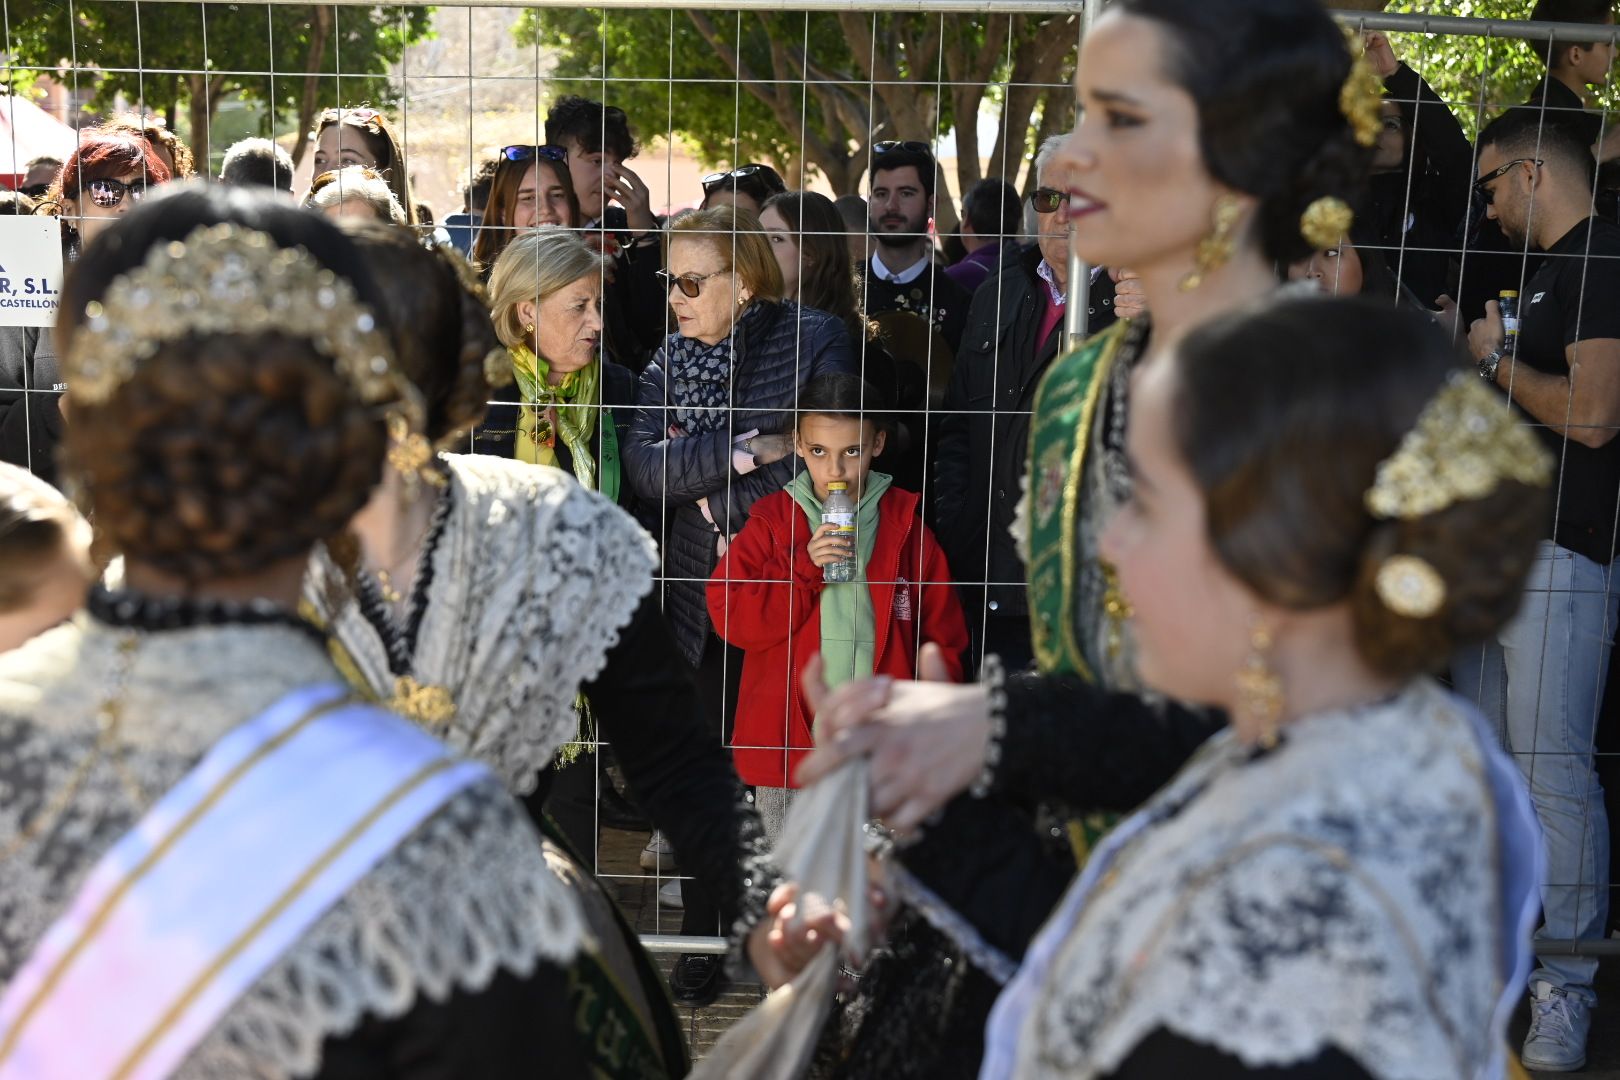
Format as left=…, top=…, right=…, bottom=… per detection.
left=43, top=129, right=172, bottom=254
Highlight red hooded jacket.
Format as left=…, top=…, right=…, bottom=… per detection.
left=707, top=484, right=968, bottom=788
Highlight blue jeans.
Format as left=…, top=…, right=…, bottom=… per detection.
left=1454, top=541, right=1615, bottom=1004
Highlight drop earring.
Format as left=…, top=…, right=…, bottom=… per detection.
left=1180, top=193, right=1243, bottom=292
left=1234, top=617, right=1284, bottom=750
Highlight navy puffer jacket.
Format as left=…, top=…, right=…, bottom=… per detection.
left=623, top=300, right=856, bottom=664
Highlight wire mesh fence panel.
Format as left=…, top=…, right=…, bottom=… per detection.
left=3, top=2, right=1620, bottom=983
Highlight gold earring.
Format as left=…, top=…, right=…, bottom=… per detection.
left=1100, top=560, right=1133, bottom=663
left=1234, top=618, right=1284, bottom=750
left=524, top=322, right=535, bottom=335
left=1180, top=194, right=1244, bottom=292
left=385, top=411, right=446, bottom=502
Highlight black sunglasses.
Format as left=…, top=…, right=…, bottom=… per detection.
left=85, top=176, right=148, bottom=209
left=702, top=164, right=767, bottom=192
left=501, top=144, right=569, bottom=165
left=17, top=183, right=50, bottom=199
left=873, top=140, right=932, bottom=157
left=1474, top=158, right=1542, bottom=207
left=1029, top=187, right=1064, bottom=214
left=658, top=268, right=732, bottom=299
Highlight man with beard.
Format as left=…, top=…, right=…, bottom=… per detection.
left=1460, top=108, right=1620, bottom=1074
left=861, top=141, right=970, bottom=354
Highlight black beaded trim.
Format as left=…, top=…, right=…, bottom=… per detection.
left=88, top=586, right=326, bottom=646
left=354, top=475, right=455, bottom=678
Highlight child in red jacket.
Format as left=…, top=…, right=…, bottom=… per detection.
left=707, top=373, right=968, bottom=808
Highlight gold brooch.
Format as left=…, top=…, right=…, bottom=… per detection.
left=1340, top=29, right=1384, bottom=149
left=1300, top=196, right=1355, bottom=252
left=390, top=675, right=456, bottom=731
left=1375, top=555, right=1446, bottom=619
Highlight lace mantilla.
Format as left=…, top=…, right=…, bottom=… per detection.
left=174, top=781, right=582, bottom=1080
left=0, top=617, right=585, bottom=1077
left=306, top=453, right=659, bottom=794
left=1014, top=681, right=1506, bottom=1080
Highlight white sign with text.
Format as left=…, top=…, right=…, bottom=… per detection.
left=0, top=216, right=64, bottom=328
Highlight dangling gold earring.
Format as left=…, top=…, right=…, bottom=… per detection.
left=1234, top=618, right=1284, bottom=750
left=385, top=411, right=445, bottom=502
left=1180, top=193, right=1244, bottom=292
left=1100, top=560, right=1132, bottom=663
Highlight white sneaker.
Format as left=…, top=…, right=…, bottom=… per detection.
left=640, top=830, right=676, bottom=872
left=658, top=880, right=684, bottom=910
left=1521, top=982, right=1590, bottom=1072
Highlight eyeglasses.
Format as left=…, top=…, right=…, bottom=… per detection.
left=702, top=165, right=768, bottom=192
left=84, top=176, right=148, bottom=209
left=872, top=140, right=932, bottom=158
left=310, top=167, right=384, bottom=193
left=658, top=268, right=733, bottom=298
left=501, top=144, right=569, bottom=165
left=1474, top=158, right=1542, bottom=207
left=1029, top=187, right=1064, bottom=214
left=17, top=183, right=50, bottom=199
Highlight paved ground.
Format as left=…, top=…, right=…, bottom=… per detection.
left=599, top=822, right=1620, bottom=1073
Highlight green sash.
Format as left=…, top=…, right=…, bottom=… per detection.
left=1026, top=320, right=1130, bottom=680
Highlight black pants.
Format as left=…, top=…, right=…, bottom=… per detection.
left=680, top=633, right=745, bottom=937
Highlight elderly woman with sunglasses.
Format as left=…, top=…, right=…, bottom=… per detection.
left=621, top=204, right=856, bottom=1004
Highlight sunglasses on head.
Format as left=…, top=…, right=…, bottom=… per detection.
left=17, top=183, right=50, bottom=199
left=702, top=165, right=767, bottom=192
left=873, top=140, right=932, bottom=157
left=501, top=144, right=569, bottom=165
left=658, top=268, right=732, bottom=298
left=1029, top=187, right=1064, bottom=214
left=1474, top=157, right=1542, bottom=207
left=85, top=176, right=147, bottom=209
left=323, top=107, right=384, bottom=130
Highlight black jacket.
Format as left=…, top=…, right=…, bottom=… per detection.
left=934, top=247, right=1118, bottom=618
left=0, top=326, right=64, bottom=487
left=623, top=301, right=856, bottom=665
left=597, top=205, right=669, bottom=373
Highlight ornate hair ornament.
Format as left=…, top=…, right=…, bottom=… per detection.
left=1300, top=196, right=1355, bottom=252
left=69, top=223, right=416, bottom=427
left=1363, top=371, right=1554, bottom=619
left=1340, top=29, right=1384, bottom=149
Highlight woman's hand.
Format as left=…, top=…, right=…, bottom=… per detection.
left=746, top=882, right=850, bottom=989
left=748, top=432, right=793, bottom=466
left=1361, top=31, right=1399, bottom=79
left=807, top=521, right=855, bottom=568
left=798, top=647, right=993, bottom=832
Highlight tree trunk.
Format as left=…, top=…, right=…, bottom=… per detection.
left=989, top=14, right=1077, bottom=191
left=1025, top=86, right=1070, bottom=193
left=291, top=5, right=334, bottom=170
left=186, top=75, right=210, bottom=162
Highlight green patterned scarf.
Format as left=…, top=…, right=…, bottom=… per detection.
left=510, top=344, right=619, bottom=503
left=787, top=470, right=891, bottom=689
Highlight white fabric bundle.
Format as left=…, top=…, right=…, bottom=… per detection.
left=690, top=759, right=873, bottom=1080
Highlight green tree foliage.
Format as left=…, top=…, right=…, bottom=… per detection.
left=2, top=2, right=431, bottom=165
left=516, top=7, right=1078, bottom=217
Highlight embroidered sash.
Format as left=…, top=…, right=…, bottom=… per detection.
left=0, top=682, right=486, bottom=1080
left=1026, top=320, right=1128, bottom=679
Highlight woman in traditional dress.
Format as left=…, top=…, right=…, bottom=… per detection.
left=796, top=2, right=1383, bottom=1075
left=0, top=184, right=592, bottom=1077
left=303, top=223, right=831, bottom=1077
left=981, top=296, right=1545, bottom=1077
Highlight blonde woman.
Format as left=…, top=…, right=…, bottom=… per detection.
left=481, top=225, right=639, bottom=512
left=303, top=165, right=407, bottom=225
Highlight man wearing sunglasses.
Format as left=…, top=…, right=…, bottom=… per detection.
left=1457, top=108, right=1620, bottom=1075
left=935, top=136, right=1125, bottom=674
left=17, top=157, right=60, bottom=201
left=862, top=140, right=969, bottom=356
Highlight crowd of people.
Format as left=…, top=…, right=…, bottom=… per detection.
left=0, top=0, right=1618, bottom=1076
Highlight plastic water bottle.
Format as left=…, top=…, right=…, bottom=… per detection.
left=822, top=481, right=857, bottom=583
left=1500, top=290, right=1520, bottom=356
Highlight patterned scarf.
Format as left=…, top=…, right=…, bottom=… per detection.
left=664, top=301, right=771, bottom=436
left=510, top=344, right=619, bottom=502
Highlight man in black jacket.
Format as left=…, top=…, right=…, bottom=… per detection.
left=934, top=137, right=1131, bottom=674
left=0, top=326, right=63, bottom=487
